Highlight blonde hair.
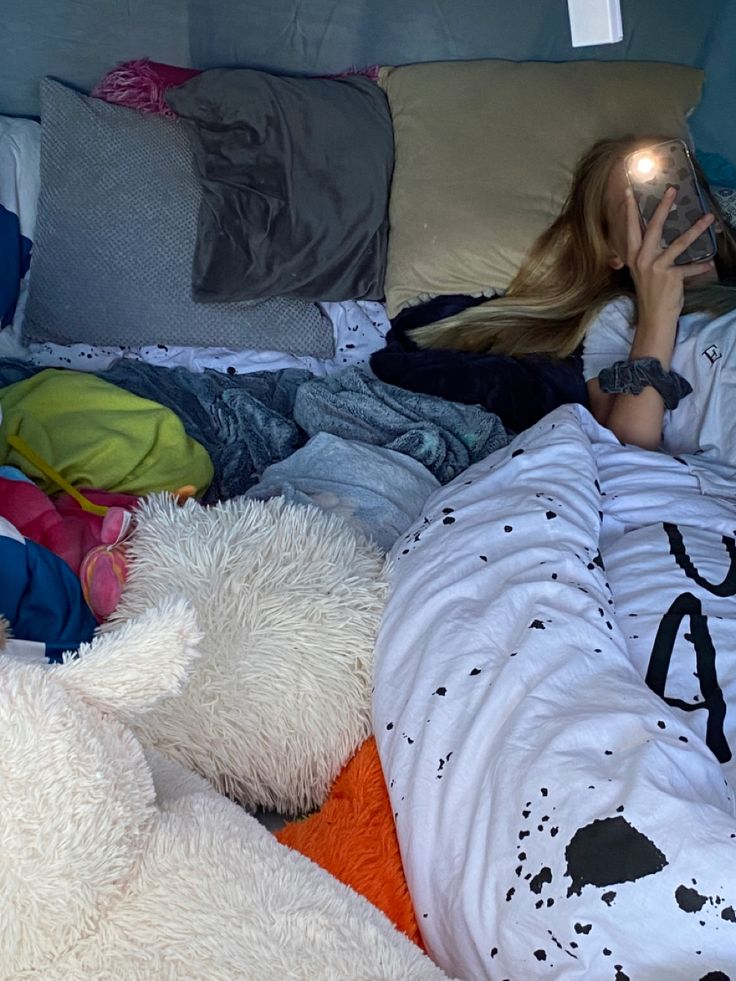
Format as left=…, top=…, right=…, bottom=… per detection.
left=411, top=135, right=736, bottom=358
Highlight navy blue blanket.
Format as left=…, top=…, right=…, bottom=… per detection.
left=370, top=295, right=588, bottom=434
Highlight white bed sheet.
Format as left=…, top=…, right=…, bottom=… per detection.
left=374, top=403, right=736, bottom=980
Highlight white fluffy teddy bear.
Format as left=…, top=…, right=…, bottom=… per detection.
left=0, top=602, right=451, bottom=981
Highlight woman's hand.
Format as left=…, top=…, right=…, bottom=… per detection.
left=588, top=182, right=717, bottom=451
left=625, top=184, right=715, bottom=328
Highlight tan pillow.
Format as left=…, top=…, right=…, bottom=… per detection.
left=379, top=60, right=704, bottom=317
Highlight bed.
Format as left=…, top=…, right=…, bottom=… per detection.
left=2, top=5, right=736, bottom=978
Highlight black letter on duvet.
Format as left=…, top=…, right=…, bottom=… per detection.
left=646, top=591, right=730, bottom=763
left=664, top=523, right=736, bottom=597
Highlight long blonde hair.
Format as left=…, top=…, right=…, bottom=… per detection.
left=411, top=135, right=736, bottom=358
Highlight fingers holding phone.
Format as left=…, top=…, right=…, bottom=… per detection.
left=625, top=139, right=717, bottom=265
left=663, top=205, right=717, bottom=279
left=622, top=139, right=717, bottom=323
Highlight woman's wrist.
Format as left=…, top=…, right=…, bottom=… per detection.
left=630, top=312, right=678, bottom=369
left=598, top=357, right=692, bottom=410
left=634, top=307, right=679, bottom=336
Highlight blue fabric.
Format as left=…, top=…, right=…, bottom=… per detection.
left=97, top=360, right=308, bottom=502
left=0, top=0, right=190, bottom=118
left=0, top=527, right=97, bottom=661
left=0, top=356, right=307, bottom=501
left=96, top=361, right=508, bottom=493
left=370, top=296, right=589, bottom=435
left=191, top=0, right=730, bottom=170
left=697, top=152, right=736, bottom=192
left=246, top=433, right=440, bottom=551
left=0, top=203, right=32, bottom=327
left=0, top=465, right=34, bottom=482
left=293, top=367, right=508, bottom=484
left=0, top=357, right=510, bottom=499
left=190, top=0, right=716, bottom=76
left=689, top=1, right=736, bottom=184
left=0, top=356, right=39, bottom=386
left=0, top=0, right=732, bottom=172
left=598, top=357, right=693, bottom=410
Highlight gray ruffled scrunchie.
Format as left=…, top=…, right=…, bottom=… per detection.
left=598, top=357, right=693, bottom=410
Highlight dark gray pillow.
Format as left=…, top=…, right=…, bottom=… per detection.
left=23, top=79, right=334, bottom=356
left=165, top=69, right=393, bottom=304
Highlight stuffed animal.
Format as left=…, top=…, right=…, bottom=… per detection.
left=0, top=599, right=452, bottom=980
left=277, top=736, right=424, bottom=948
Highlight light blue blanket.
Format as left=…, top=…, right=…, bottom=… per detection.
left=247, top=433, right=440, bottom=551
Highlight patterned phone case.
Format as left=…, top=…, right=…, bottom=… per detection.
left=625, top=138, right=717, bottom=265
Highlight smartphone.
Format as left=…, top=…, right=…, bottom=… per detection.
left=624, top=138, right=717, bottom=265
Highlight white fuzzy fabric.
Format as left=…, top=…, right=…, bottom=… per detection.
left=0, top=603, right=452, bottom=980
left=61, top=597, right=202, bottom=718
left=0, top=602, right=190, bottom=976
left=109, top=494, right=389, bottom=814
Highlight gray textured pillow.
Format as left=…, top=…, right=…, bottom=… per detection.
left=23, top=79, right=334, bottom=356
left=166, top=69, right=393, bottom=304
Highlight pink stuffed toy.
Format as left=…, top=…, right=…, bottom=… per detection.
left=78, top=506, right=134, bottom=622
left=0, top=478, right=137, bottom=621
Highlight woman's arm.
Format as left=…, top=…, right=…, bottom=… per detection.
left=588, top=185, right=715, bottom=450
left=587, top=313, right=678, bottom=449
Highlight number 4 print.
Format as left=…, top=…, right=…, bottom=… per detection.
left=646, top=592, right=730, bottom=764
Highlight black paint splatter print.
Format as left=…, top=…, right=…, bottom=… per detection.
left=374, top=406, right=736, bottom=980
left=529, top=867, right=552, bottom=894
left=565, top=817, right=668, bottom=897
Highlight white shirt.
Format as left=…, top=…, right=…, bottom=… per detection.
left=582, top=295, right=736, bottom=499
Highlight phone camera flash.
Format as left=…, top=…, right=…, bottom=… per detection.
left=636, top=155, right=656, bottom=175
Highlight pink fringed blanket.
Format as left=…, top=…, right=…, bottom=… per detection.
left=92, top=58, right=380, bottom=117
left=91, top=59, right=201, bottom=117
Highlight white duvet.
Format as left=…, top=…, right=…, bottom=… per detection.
left=374, top=403, right=736, bottom=980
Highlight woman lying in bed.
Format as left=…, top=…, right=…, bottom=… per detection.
left=376, top=137, right=736, bottom=981
left=411, top=135, right=736, bottom=499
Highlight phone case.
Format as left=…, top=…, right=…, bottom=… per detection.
left=625, top=138, right=717, bottom=265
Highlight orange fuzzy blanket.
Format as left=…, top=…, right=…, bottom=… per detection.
left=277, top=736, right=423, bottom=948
